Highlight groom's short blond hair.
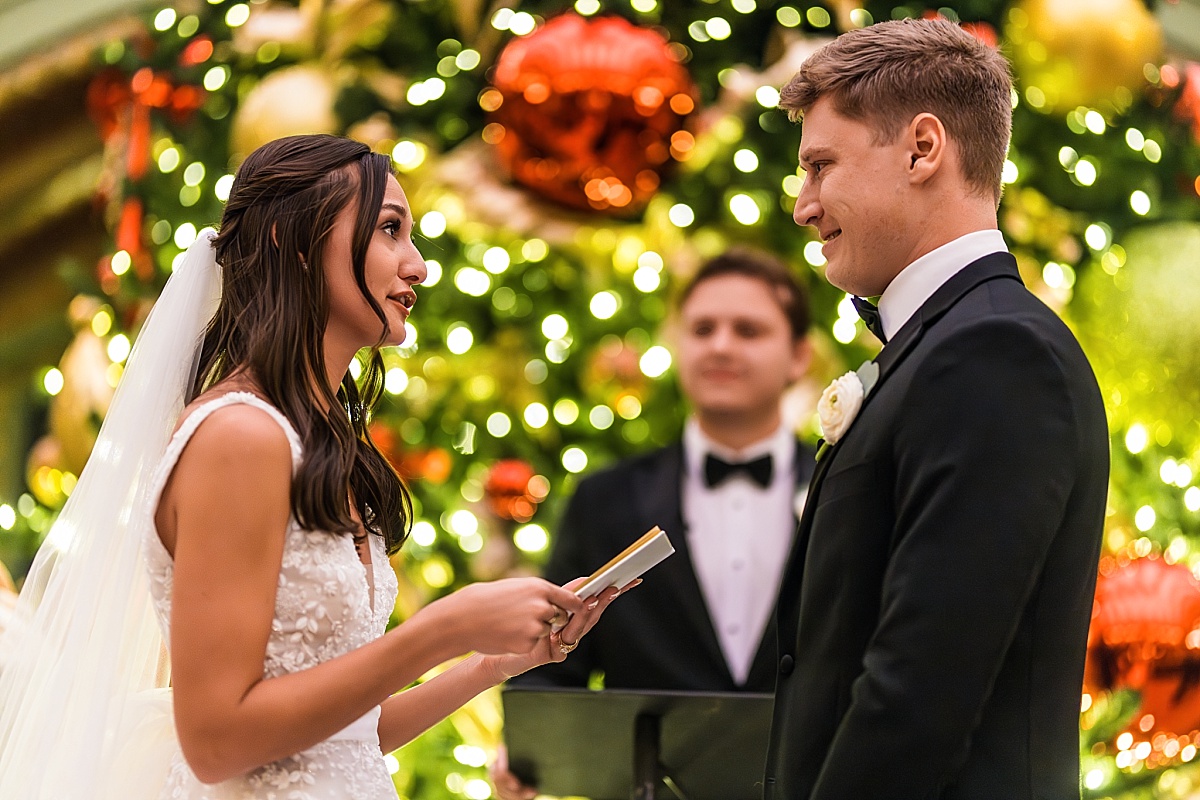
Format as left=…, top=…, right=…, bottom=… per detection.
left=779, top=18, right=1012, bottom=203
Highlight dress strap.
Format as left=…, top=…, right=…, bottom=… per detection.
left=148, top=392, right=303, bottom=515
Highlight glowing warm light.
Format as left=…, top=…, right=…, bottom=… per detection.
left=804, top=241, right=827, bottom=267
left=107, top=334, right=131, bottom=364
left=203, top=65, right=228, bottom=91
left=541, top=314, right=569, bottom=340
left=111, top=250, right=132, bottom=276
left=158, top=147, right=181, bottom=173
left=755, top=85, right=781, bottom=108
left=0, top=505, right=15, bottom=530
left=1130, top=190, right=1151, bottom=216
left=705, top=17, right=732, bottom=40
left=1074, top=159, right=1097, bottom=186
left=508, top=11, right=536, bottom=36
left=454, top=267, right=490, bottom=297
left=153, top=8, right=177, bottom=31
left=1134, top=505, right=1156, bottom=532
left=454, top=745, right=488, bottom=767
left=384, top=368, right=408, bottom=395
left=590, top=291, right=619, bottom=319
left=668, top=204, right=695, bottom=227
left=1125, top=423, right=1148, bottom=453
left=463, top=778, right=492, bottom=800
left=43, top=368, right=64, bottom=396
left=1084, top=224, right=1110, bottom=251
left=553, top=399, right=579, bottom=425
left=832, top=318, right=858, bottom=344
left=634, top=267, right=661, bottom=292
left=562, top=447, right=588, bottom=473
left=482, top=247, right=510, bottom=274
left=589, top=405, right=615, bottom=430
left=410, top=521, right=436, bottom=546
left=446, top=325, right=473, bottom=354
left=524, top=403, right=549, bottom=429
left=225, top=3, right=250, bottom=27
left=640, top=346, right=672, bottom=378
left=392, top=140, right=427, bottom=171
left=733, top=149, right=759, bottom=172
left=424, top=259, right=442, bottom=287
left=729, top=193, right=761, bottom=225
left=486, top=412, right=512, bottom=437
left=515, top=524, right=549, bottom=552
left=174, top=222, right=198, bottom=249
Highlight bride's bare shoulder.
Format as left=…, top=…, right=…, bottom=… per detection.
left=171, top=389, right=293, bottom=479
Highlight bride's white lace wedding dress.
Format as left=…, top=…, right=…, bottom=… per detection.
left=144, top=392, right=400, bottom=800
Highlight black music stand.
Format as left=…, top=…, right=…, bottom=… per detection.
left=501, top=686, right=773, bottom=800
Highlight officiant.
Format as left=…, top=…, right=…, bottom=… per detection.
left=493, top=248, right=816, bottom=799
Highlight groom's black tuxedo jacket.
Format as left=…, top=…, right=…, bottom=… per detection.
left=517, top=439, right=814, bottom=692
left=763, top=253, right=1108, bottom=800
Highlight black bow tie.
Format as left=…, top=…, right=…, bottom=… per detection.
left=704, top=453, right=773, bottom=488
left=851, top=296, right=888, bottom=344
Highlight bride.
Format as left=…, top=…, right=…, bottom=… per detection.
left=0, top=134, right=627, bottom=799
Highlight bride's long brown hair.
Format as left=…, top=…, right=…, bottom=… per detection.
left=189, top=134, right=411, bottom=553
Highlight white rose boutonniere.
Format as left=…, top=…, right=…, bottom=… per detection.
left=816, top=360, right=879, bottom=460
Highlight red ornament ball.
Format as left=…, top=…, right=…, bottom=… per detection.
left=1085, top=555, right=1200, bottom=741
left=484, top=459, right=544, bottom=523
left=488, top=13, right=697, bottom=214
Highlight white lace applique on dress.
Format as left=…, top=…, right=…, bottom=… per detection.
left=144, top=392, right=399, bottom=800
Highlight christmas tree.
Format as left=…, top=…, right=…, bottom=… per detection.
left=3, top=0, right=1200, bottom=797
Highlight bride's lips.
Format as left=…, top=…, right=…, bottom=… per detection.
left=388, top=293, right=415, bottom=316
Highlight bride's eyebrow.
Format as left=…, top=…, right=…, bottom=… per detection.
left=380, top=203, right=409, bottom=219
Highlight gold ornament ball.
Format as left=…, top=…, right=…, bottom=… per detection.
left=231, top=65, right=339, bottom=158
left=1007, top=0, right=1162, bottom=114
left=50, top=330, right=115, bottom=475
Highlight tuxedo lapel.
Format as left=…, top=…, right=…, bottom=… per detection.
left=632, top=443, right=730, bottom=679
left=778, top=252, right=1024, bottom=625
left=747, top=444, right=814, bottom=683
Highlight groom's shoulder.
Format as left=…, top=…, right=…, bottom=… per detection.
left=947, top=273, right=1078, bottom=344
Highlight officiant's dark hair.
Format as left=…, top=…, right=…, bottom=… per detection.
left=678, top=248, right=810, bottom=340
left=192, top=134, right=411, bottom=554
left=778, top=18, right=1012, bottom=203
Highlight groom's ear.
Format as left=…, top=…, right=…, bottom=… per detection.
left=905, top=112, right=947, bottom=186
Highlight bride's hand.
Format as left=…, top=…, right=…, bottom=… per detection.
left=482, top=578, right=640, bottom=681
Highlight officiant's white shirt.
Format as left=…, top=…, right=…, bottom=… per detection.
left=683, top=419, right=797, bottom=685
left=877, top=229, right=1009, bottom=341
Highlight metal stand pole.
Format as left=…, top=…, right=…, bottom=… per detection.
left=632, top=712, right=660, bottom=800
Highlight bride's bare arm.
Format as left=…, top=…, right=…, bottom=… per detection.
left=375, top=580, right=629, bottom=753
left=163, top=405, right=583, bottom=784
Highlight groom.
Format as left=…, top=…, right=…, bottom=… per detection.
left=764, top=18, right=1108, bottom=800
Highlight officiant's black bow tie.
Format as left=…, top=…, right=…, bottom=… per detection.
left=851, top=296, right=888, bottom=344
left=704, top=453, right=773, bottom=488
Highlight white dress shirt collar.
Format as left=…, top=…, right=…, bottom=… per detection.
left=877, top=229, right=1008, bottom=341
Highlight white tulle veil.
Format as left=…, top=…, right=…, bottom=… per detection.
left=0, top=229, right=221, bottom=799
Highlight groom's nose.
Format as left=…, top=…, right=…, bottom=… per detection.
left=792, top=188, right=820, bottom=229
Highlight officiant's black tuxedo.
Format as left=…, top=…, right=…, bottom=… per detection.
left=763, top=253, right=1109, bottom=800
left=517, top=439, right=814, bottom=692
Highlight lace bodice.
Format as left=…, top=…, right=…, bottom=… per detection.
left=144, top=392, right=399, bottom=800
